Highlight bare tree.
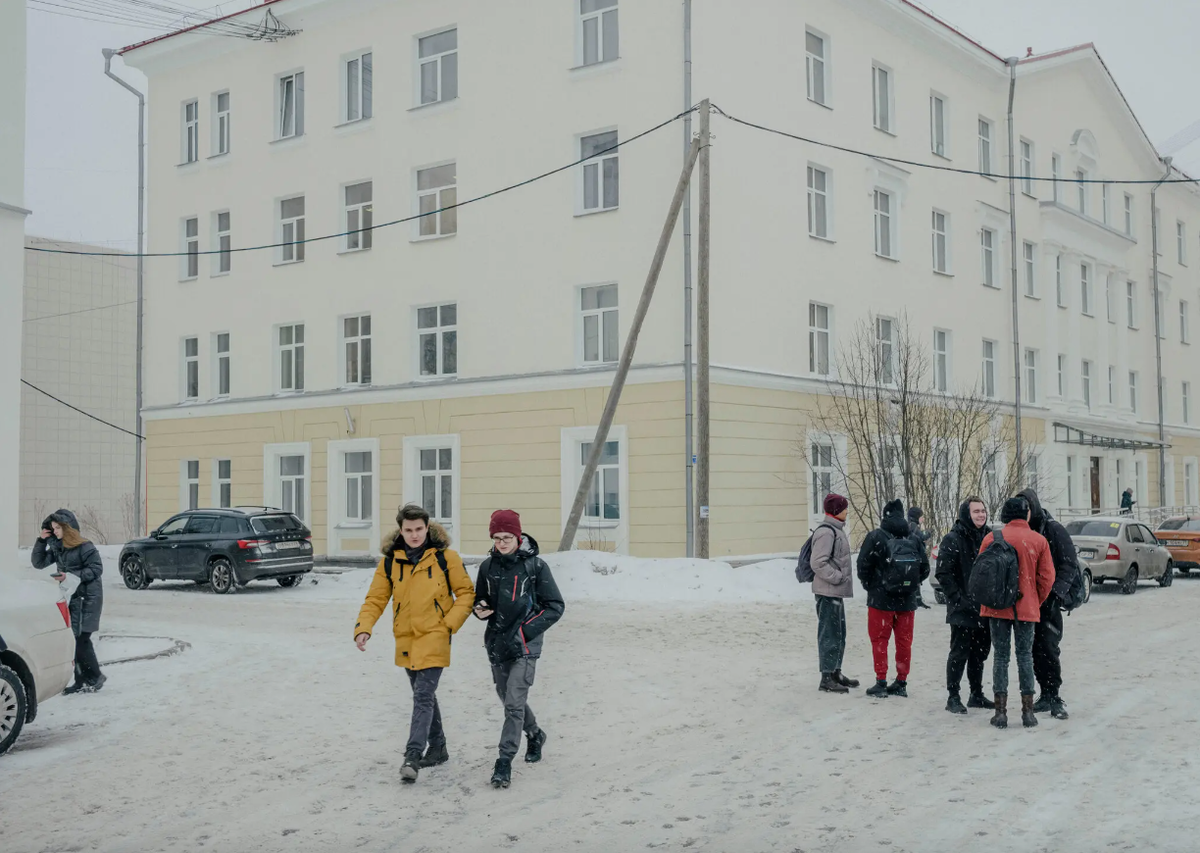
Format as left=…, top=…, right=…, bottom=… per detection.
left=120, top=492, right=141, bottom=542
left=76, top=505, right=110, bottom=546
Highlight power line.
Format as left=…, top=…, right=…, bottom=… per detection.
left=24, top=300, right=139, bottom=323
left=20, top=380, right=145, bottom=440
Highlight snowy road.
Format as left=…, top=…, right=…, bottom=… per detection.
left=3, top=556, right=1198, bottom=853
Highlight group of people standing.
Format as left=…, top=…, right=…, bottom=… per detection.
left=807, top=487, right=1081, bottom=729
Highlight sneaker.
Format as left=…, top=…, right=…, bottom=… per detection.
left=865, top=679, right=889, bottom=698
left=524, top=728, right=547, bottom=763
left=419, top=743, right=449, bottom=768
left=945, top=693, right=967, bottom=714
left=400, top=750, right=421, bottom=784
left=491, top=757, right=512, bottom=789
left=885, top=679, right=908, bottom=698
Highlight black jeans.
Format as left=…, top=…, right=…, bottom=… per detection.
left=814, top=595, right=847, bottom=674
left=946, top=624, right=991, bottom=695
left=75, top=632, right=102, bottom=684
left=405, top=668, right=444, bottom=756
left=1033, top=597, right=1064, bottom=696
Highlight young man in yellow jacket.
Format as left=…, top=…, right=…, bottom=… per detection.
left=354, top=504, right=475, bottom=783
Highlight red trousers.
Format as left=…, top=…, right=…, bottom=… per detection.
left=868, top=607, right=915, bottom=681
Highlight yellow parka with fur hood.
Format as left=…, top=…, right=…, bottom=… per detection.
left=353, top=522, right=475, bottom=670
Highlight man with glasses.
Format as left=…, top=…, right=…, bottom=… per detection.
left=473, top=509, right=565, bottom=788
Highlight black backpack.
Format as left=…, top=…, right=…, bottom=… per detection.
left=969, top=527, right=1021, bottom=611
left=881, top=535, right=924, bottom=593
left=795, top=523, right=836, bottom=583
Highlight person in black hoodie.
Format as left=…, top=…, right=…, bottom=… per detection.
left=935, top=497, right=994, bottom=714
left=1018, top=488, right=1079, bottom=720
left=473, top=510, right=565, bottom=789
left=907, top=506, right=931, bottom=547
left=857, top=499, right=930, bottom=698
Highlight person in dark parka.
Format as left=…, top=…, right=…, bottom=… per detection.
left=907, top=506, right=931, bottom=546
left=935, top=497, right=994, bottom=714
left=31, top=509, right=106, bottom=693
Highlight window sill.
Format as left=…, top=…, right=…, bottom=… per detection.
left=410, top=232, right=457, bottom=244
left=335, top=521, right=373, bottom=530
left=177, top=161, right=201, bottom=170
left=270, top=134, right=306, bottom=147
left=210, top=271, right=230, bottom=279
left=1024, top=293, right=1040, bottom=300
left=179, top=276, right=198, bottom=284
left=273, top=259, right=304, bottom=268
left=807, top=97, right=833, bottom=111
left=575, top=206, right=620, bottom=218
left=578, top=519, right=620, bottom=530
left=334, top=117, right=374, bottom=132
left=808, top=233, right=836, bottom=244
left=408, top=97, right=459, bottom=114
left=579, top=360, right=619, bottom=370
left=416, top=373, right=459, bottom=383
left=1082, top=312, right=1095, bottom=318
left=980, top=174, right=998, bottom=182
left=981, top=283, right=1002, bottom=290
left=337, top=247, right=373, bottom=256
left=873, top=126, right=897, bottom=137
left=933, top=270, right=954, bottom=278
left=569, top=57, right=622, bottom=73
left=932, top=152, right=951, bottom=162
left=1022, top=190, right=1038, bottom=199
left=207, top=152, right=230, bottom=162
left=874, top=253, right=900, bottom=263
left=274, top=389, right=307, bottom=397
left=1058, top=304, right=1069, bottom=310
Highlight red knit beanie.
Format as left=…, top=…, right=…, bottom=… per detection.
left=489, top=509, right=522, bottom=540
left=823, top=493, right=849, bottom=517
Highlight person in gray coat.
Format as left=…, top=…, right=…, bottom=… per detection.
left=31, top=509, right=106, bottom=693
left=811, top=493, right=859, bottom=694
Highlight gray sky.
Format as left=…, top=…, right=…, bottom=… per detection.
left=23, top=0, right=1200, bottom=249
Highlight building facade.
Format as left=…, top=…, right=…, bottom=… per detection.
left=121, top=0, right=1200, bottom=557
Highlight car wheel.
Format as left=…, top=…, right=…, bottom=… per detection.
left=209, top=558, right=237, bottom=595
left=0, top=664, right=28, bottom=756
left=933, top=589, right=946, bottom=605
left=1081, top=569, right=1092, bottom=604
left=277, top=574, right=304, bottom=588
left=1120, top=566, right=1139, bottom=595
left=121, top=555, right=150, bottom=591
left=1159, top=562, right=1174, bottom=588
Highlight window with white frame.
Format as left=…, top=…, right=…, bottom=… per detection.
left=1081, top=360, right=1092, bottom=408
left=344, top=451, right=373, bottom=521
left=278, top=323, right=304, bottom=392
left=215, top=332, right=230, bottom=397
left=1076, top=168, right=1088, bottom=214
left=1182, top=300, right=1191, bottom=344
left=1179, top=221, right=1188, bottom=265
left=581, top=284, right=618, bottom=365
left=183, top=337, right=199, bottom=400
left=1106, top=275, right=1115, bottom=321
left=809, top=302, right=831, bottom=376
left=933, top=329, right=950, bottom=392
left=182, top=100, right=199, bottom=163
left=580, top=440, right=621, bottom=521
left=807, top=165, right=830, bottom=239
left=1016, top=139, right=1034, bottom=195
left=871, top=63, right=893, bottom=133
left=932, top=442, right=954, bottom=520
left=1184, top=381, right=1191, bottom=424
left=580, top=0, right=618, bottom=66
left=277, top=71, right=304, bottom=139
left=1023, top=241, right=1036, bottom=296
left=580, top=132, right=619, bottom=213
left=344, top=181, right=373, bottom=251
left=873, top=189, right=895, bottom=259
left=1124, top=193, right=1133, bottom=235
left=215, top=459, right=232, bottom=508
left=982, top=452, right=999, bottom=502
left=876, top=316, right=895, bottom=385
left=1025, top=455, right=1040, bottom=493
left=981, top=339, right=996, bottom=398
left=1187, top=461, right=1198, bottom=505
left=1080, top=262, right=1092, bottom=315
left=1056, top=254, right=1065, bottom=307
left=931, top=210, right=949, bottom=273
left=1024, top=348, right=1038, bottom=404
left=1129, top=370, right=1138, bottom=413
left=279, top=455, right=306, bottom=518
left=1057, top=354, right=1067, bottom=398
left=810, top=442, right=836, bottom=514
left=417, top=163, right=458, bottom=236
left=1135, top=459, right=1145, bottom=504
left=184, top=460, right=200, bottom=510
left=182, top=217, right=199, bottom=280
left=1127, top=281, right=1137, bottom=328
left=1051, top=154, right=1062, bottom=202
left=342, top=314, right=372, bottom=385
left=345, top=51, right=373, bottom=122
left=418, top=303, right=457, bottom=377
left=1101, top=183, right=1110, bottom=225
left=1066, top=456, right=1075, bottom=506
left=806, top=30, right=828, bottom=106
left=213, top=211, right=231, bottom=274
left=980, top=228, right=997, bottom=288
left=930, top=93, right=947, bottom=157
left=279, top=196, right=305, bottom=263
left=1108, top=365, right=1116, bottom=405
left=978, top=118, right=993, bottom=174
left=418, top=29, right=457, bottom=105
left=214, top=92, right=229, bottom=156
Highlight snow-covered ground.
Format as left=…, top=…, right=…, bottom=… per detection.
left=3, top=549, right=1198, bottom=852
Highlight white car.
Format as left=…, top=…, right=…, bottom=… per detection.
left=0, top=573, right=76, bottom=755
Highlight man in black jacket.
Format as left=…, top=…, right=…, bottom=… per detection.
left=935, top=497, right=994, bottom=714
left=1018, top=488, right=1077, bottom=720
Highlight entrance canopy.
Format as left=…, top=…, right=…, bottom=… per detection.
left=1052, top=422, right=1169, bottom=452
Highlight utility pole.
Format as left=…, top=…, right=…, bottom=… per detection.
left=696, top=101, right=711, bottom=558
left=1005, top=57, right=1023, bottom=468
left=682, top=0, right=695, bottom=557
left=560, top=135, right=703, bottom=551
left=1151, top=157, right=1173, bottom=508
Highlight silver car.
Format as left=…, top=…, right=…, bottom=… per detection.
left=1065, top=516, right=1174, bottom=595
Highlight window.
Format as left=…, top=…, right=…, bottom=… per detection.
left=1185, top=382, right=1192, bottom=424
left=345, top=51, right=373, bottom=122
left=1129, top=371, right=1139, bottom=413
left=1023, top=241, right=1036, bottom=296
left=1024, top=348, right=1037, bottom=404
left=1051, top=154, right=1062, bottom=202
left=278, top=324, right=304, bottom=392
left=1056, top=255, right=1065, bottom=307
left=182, top=100, right=199, bottom=163
left=1020, top=139, right=1033, bottom=194
left=1080, top=263, right=1092, bottom=315
left=344, top=181, right=373, bottom=251
left=1025, top=455, right=1040, bottom=494
left=580, top=440, right=621, bottom=521
left=981, top=339, right=996, bottom=398
left=418, top=303, right=457, bottom=377
left=931, top=210, right=949, bottom=273
left=280, top=196, right=305, bottom=263
left=1182, top=301, right=1191, bottom=344
left=806, top=31, right=828, bottom=106
left=809, top=303, right=831, bottom=376
left=871, top=64, right=892, bottom=133
left=279, top=455, right=305, bottom=518
left=978, top=118, right=993, bottom=174
left=215, top=459, right=232, bottom=508
left=1075, top=168, right=1088, bottom=214
left=214, top=211, right=231, bottom=274
left=1081, top=360, right=1092, bottom=408
left=873, top=190, right=894, bottom=259
left=807, top=166, right=830, bottom=239
left=876, top=316, right=895, bottom=385
left=215, top=332, right=230, bottom=397
left=1106, top=275, right=1115, bottom=322
left=1066, top=456, right=1075, bottom=506
left=183, top=337, right=199, bottom=400
left=1108, top=365, right=1116, bottom=405
left=345, top=451, right=373, bottom=521
left=1057, top=354, right=1067, bottom=398
left=418, top=29, right=457, bottom=105
left=1101, top=184, right=1110, bottom=225
left=417, top=163, right=458, bottom=236
left=278, top=71, right=304, bottom=139
left=980, top=228, right=996, bottom=288
left=930, top=93, right=947, bottom=157
left=810, top=442, right=835, bottom=513
left=1179, top=221, right=1188, bottom=265
left=214, top=92, right=229, bottom=156
left=580, top=0, right=618, bottom=66
left=403, top=437, right=458, bottom=532
left=183, top=460, right=200, bottom=510
left=580, top=132, right=619, bottom=213
left=1124, top=193, right=1133, bottom=235
left=182, top=217, right=199, bottom=279
left=342, top=314, right=372, bottom=385
left=1127, top=281, right=1137, bottom=328
left=1187, top=461, right=1199, bottom=505
left=933, top=329, right=950, bottom=392
left=581, top=284, right=618, bottom=365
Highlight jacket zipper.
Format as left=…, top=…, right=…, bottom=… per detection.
left=511, top=575, right=517, bottom=602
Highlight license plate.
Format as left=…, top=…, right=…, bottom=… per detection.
left=275, top=541, right=300, bottom=550
left=1165, top=540, right=1188, bottom=548
left=1078, top=550, right=1096, bottom=559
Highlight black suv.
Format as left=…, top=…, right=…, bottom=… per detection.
left=119, top=508, right=313, bottom=594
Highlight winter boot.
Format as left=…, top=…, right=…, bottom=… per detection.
left=524, top=728, right=547, bottom=763
left=990, top=693, right=1008, bottom=729
left=81, top=673, right=106, bottom=693
left=63, top=681, right=86, bottom=695
left=1031, top=693, right=1052, bottom=713
left=419, top=742, right=449, bottom=768
left=819, top=673, right=849, bottom=694
left=400, top=750, right=422, bottom=783
left=967, top=691, right=995, bottom=710
left=945, top=692, right=968, bottom=715
left=1048, top=696, right=1069, bottom=720
left=491, top=757, right=512, bottom=789
left=1021, top=693, right=1038, bottom=728
left=833, top=670, right=860, bottom=689
left=885, top=679, right=908, bottom=698
left=865, top=679, right=889, bottom=698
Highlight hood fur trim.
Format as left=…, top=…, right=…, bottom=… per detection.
left=381, top=520, right=451, bottom=556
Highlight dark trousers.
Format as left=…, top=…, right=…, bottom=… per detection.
left=990, top=618, right=1036, bottom=695
left=1033, top=597, right=1064, bottom=696
left=491, top=658, right=539, bottom=760
left=814, top=595, right=847, bottom=674
left=405, top=668, right=445, bottom=756
left=75, top=632, right=102, bottom=684
left=946, top=624, right=991, bottom=695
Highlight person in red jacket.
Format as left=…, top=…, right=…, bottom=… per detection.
left=978, top=496, right=1055, bottom=729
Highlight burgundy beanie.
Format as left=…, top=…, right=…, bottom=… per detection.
left=823, top=493, right=849, bottom=517
left=489, top=509, right=522, bottom=539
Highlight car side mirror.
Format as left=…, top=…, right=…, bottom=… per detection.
left=154, top=531, right=167, bottom=540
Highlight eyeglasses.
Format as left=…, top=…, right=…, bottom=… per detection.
left=492, top=534, right=516, bottom=544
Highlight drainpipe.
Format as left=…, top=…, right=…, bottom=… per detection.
left=1005, top=57, right=1023, bottom=466
left=103, top=48, right=145, bottom=537
left=1151, top=157, right=1173, bottom=508
left=682, top=0, right=695, bottom=557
